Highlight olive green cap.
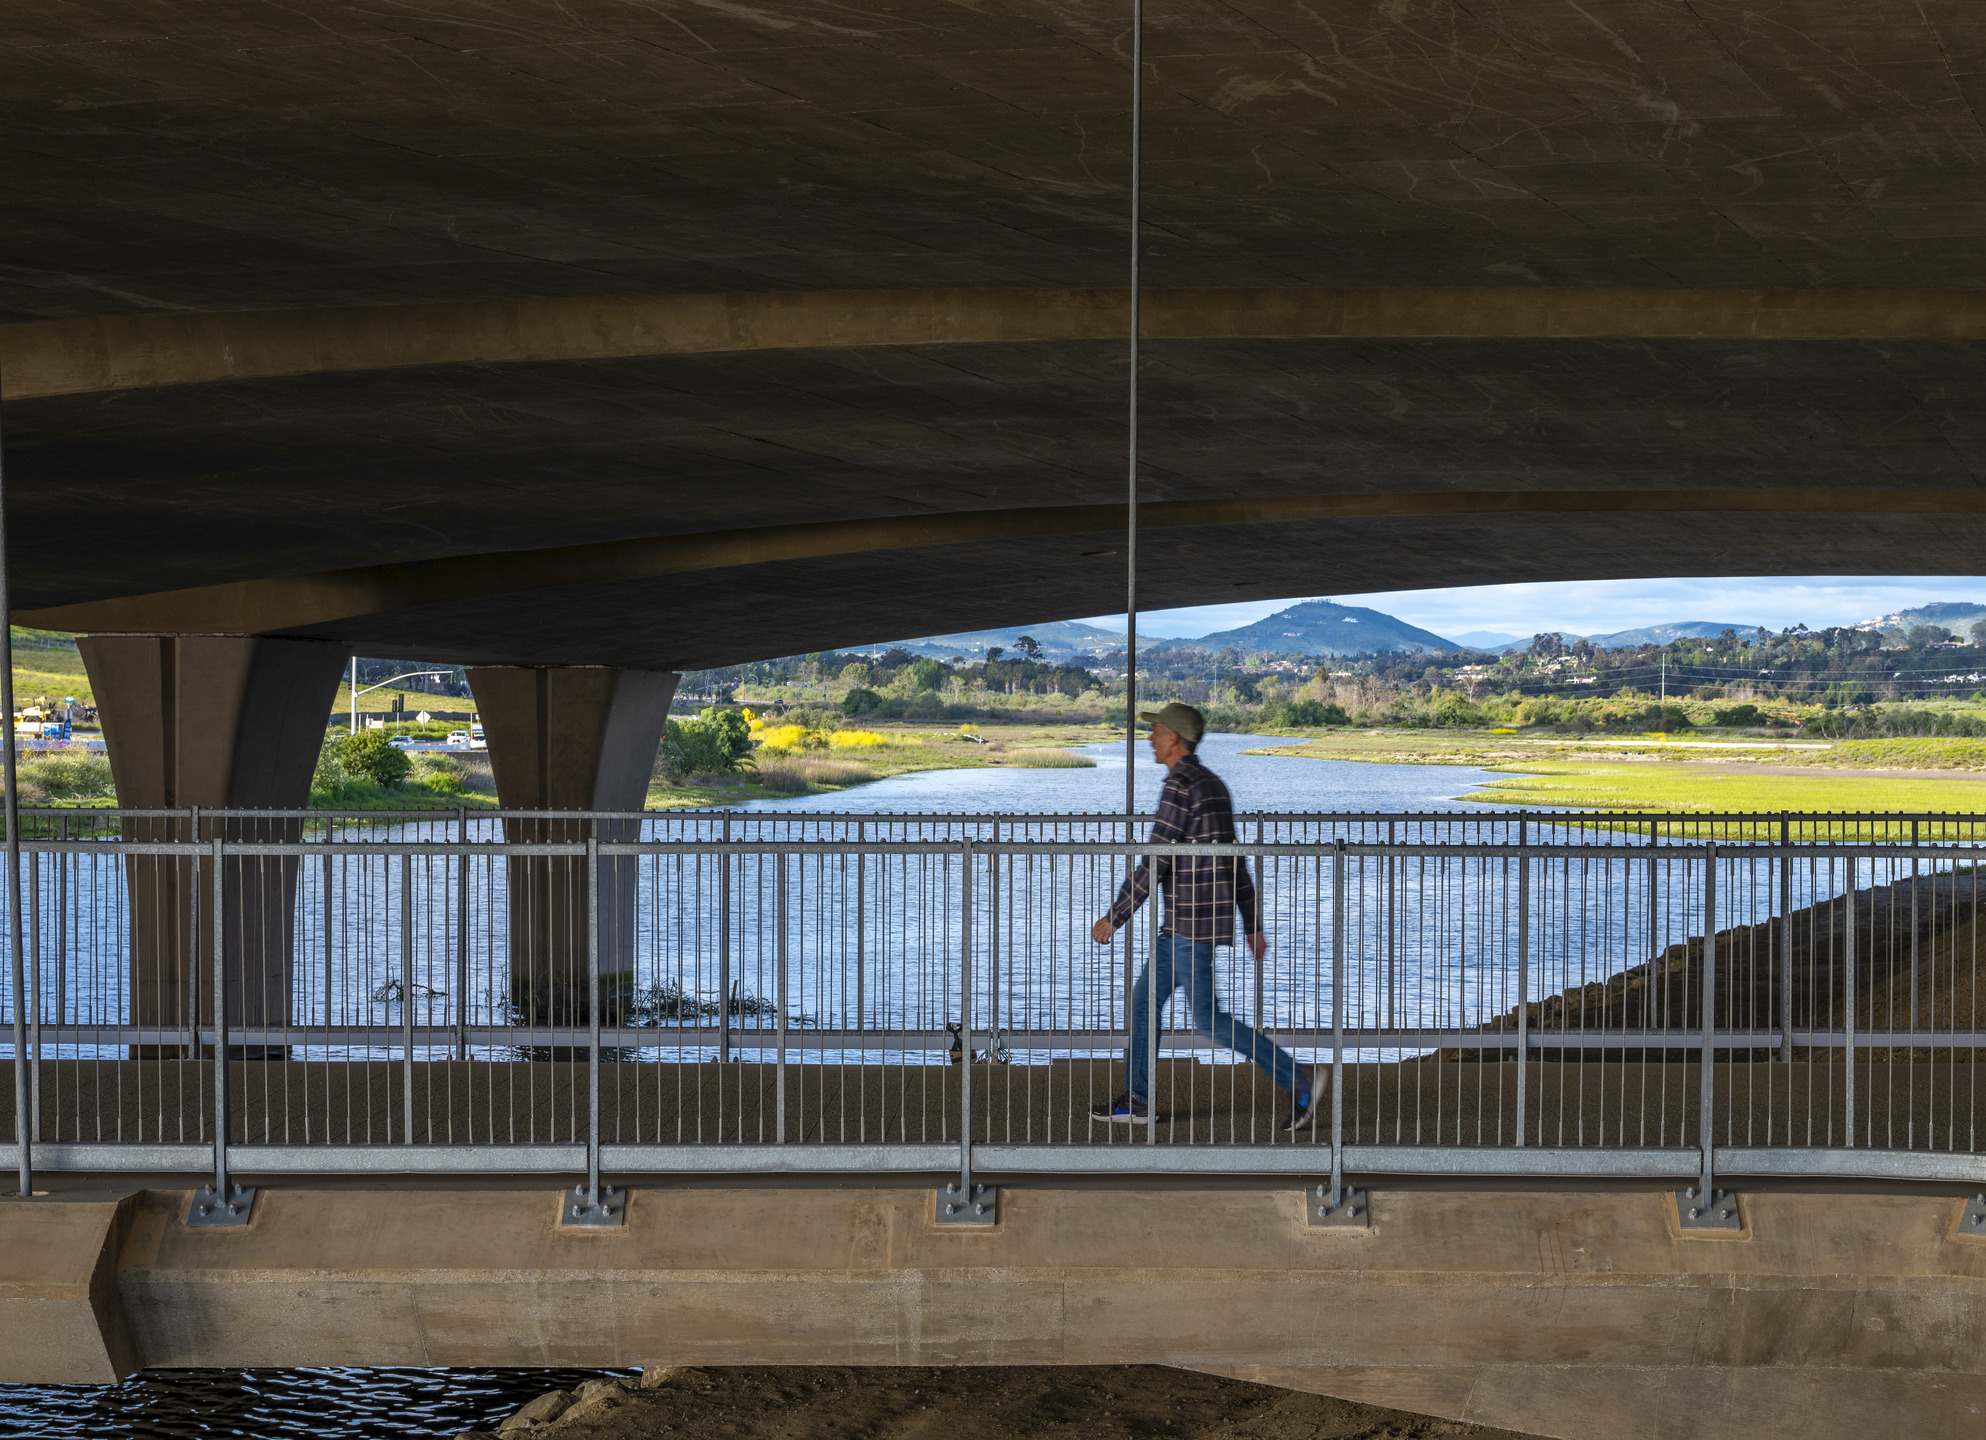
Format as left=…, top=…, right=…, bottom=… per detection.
left=1138, top=702, right=1205, bottom=743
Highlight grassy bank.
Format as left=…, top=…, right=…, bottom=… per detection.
left=1459, top=762, right=1986, bottom=815
left=1249, top=726, right=1986, bottom=773
left=647, top=720, right=1107, bottom=807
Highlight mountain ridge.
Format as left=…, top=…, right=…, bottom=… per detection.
left=1189, top=599, right=1455, bottom=656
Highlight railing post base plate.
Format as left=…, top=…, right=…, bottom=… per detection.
left=1676, top=1186, right=1743, bottom=1231
left=561, top=1184, right=625, bottom=1228
left=187, top=1183, right=256, bottom=1228
left=936, top=1181, right=997, bottom=1226
left=1308, top=1186, right=1370, bottom=1228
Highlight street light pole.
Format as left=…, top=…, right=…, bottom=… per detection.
left=346, top=668, right=455, bottom=738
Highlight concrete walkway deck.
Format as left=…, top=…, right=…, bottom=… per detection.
left=4, top=1058, right=1978, bottom=1155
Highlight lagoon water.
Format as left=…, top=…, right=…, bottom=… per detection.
left=743, top=731, right=1506, bottom=815
left=2, top=743, right=1510, bottom=1438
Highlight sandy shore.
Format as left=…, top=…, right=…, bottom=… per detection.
left=457, top=1365, right=1533, bottom=1440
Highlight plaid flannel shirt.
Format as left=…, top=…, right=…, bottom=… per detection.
left=1108, top=751, right=1261, bottom=945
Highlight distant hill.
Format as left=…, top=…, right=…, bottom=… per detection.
left=1582, top=620, right=1756, bottom=648
left=850, top=619, right=1168, bottom=660
left=1192, top=600, right=1455, bottom=657
left=1852, top=601, right=1986, bottom=634
left=1445, top=630, right=1525, bottom=652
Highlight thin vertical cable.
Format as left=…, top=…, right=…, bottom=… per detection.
left=1123, top=0, right=1143, bottom=820
left=0, top=384, right=25, bottom=1200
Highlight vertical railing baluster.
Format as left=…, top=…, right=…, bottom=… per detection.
left=214, top=836, right=227, bottom=1179
left=959, top=839, right=975, bottom=1186
left=1778, top=813, right=1792, bottom=1062
left=1515, top=821, right=1528, bottom=1147
left=1329, top=840, right=1346, bottom=1203
left=455, top=807, right=469, bottom=1061
left=1844, top=852, right=1856, bottom=1147
left=400, top=850, right=413, bottom=1145
left=718, top=815, right=731, bottom=1064
left=1909, top=819, right=1920, bottom=1031
left=775, top=849, right=787, bottom=1140
left=987, top=817, right=999, bottom=1063
left=187, top=835, right=250, bottom=1225
left=855, top=820, right=866, bottom=1033
left=586, top=836, right=602, bottom=1203
left=322, top=844, right=333, bottom=1050
left=26, top=848, right=37, bottom=1144
left=1697, top=842, right=1718, bottom=1202
left=1254, top=817, right=1267, bottom=1026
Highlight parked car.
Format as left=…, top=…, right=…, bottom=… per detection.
left=387, top=735, right=416, bottom=749
left=446, top=730, right=471, bottom=747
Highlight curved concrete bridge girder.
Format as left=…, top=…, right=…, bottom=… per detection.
left=8, top=286, right=1986, bottom=401
left=12, top=285, right=1986, bottom=663
left=26, top=486, right=1986, bottom=647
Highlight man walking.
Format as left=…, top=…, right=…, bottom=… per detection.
left=1089, top=703, right=1317, bottom=1130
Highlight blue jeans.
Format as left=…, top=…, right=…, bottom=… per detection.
left=1129, top=931, right=1303, bottom=1103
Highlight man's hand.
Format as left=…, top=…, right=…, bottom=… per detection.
left=1247, top=931, right=1269, bottom=962
left=1092, top=916, right=1117, bottom=944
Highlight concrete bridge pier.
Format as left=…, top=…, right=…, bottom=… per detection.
left=465, top=666, right=677, bottom=1028
left=77, top=636, right=346, bottom=1056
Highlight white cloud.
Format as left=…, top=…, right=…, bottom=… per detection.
left=1079, top=577, right=1986, bottom=641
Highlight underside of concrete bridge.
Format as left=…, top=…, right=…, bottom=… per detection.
left=7, top=1, right=1986, bottom=671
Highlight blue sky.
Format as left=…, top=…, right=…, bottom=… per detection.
left=1078, top=575, right=1986, bottom=641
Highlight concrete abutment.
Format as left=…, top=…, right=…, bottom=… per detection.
left=464, top=665, right=678, bottom=1023
left=0, top=1181, right=1978, bottom=1439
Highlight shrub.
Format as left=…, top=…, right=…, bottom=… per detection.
left=784, top=706, right=843, bottom=731
left=842, top=687, right=885, bottom=716
left=1260, top=698, right=1350, bottom=729
left=335, top=730, right=411, bottom=787
left=1712, top=704, right=1763, bottom=727
left=665, top=709, right=753, bottom=777
left=11, top=752, right=113, bottom=804
left=410, top=754, right=469, bottom=796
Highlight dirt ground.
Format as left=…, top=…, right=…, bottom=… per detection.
left=459, top=1365, right=1538, bottom=1440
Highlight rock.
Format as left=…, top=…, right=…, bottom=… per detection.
left=559, top=1392, right=624, bottom=1426
left=639, top=1365, right=683, bottom=1389
left=499, top=1391, right=573, bottom=1431
left=573, top=1379, right=630, bottom=1402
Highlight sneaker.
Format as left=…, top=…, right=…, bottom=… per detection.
left=1282, top=1065, right=1321, bottom=1133
left=1089, top=1092, right=1149, bottom=1123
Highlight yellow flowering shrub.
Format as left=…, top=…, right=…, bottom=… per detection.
left=827, top=729, right=878, bottom=748
left=752, top=723, right=816, bottom=751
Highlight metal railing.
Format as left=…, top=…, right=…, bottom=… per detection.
left=3, top=809, right=1982, bottom=1207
